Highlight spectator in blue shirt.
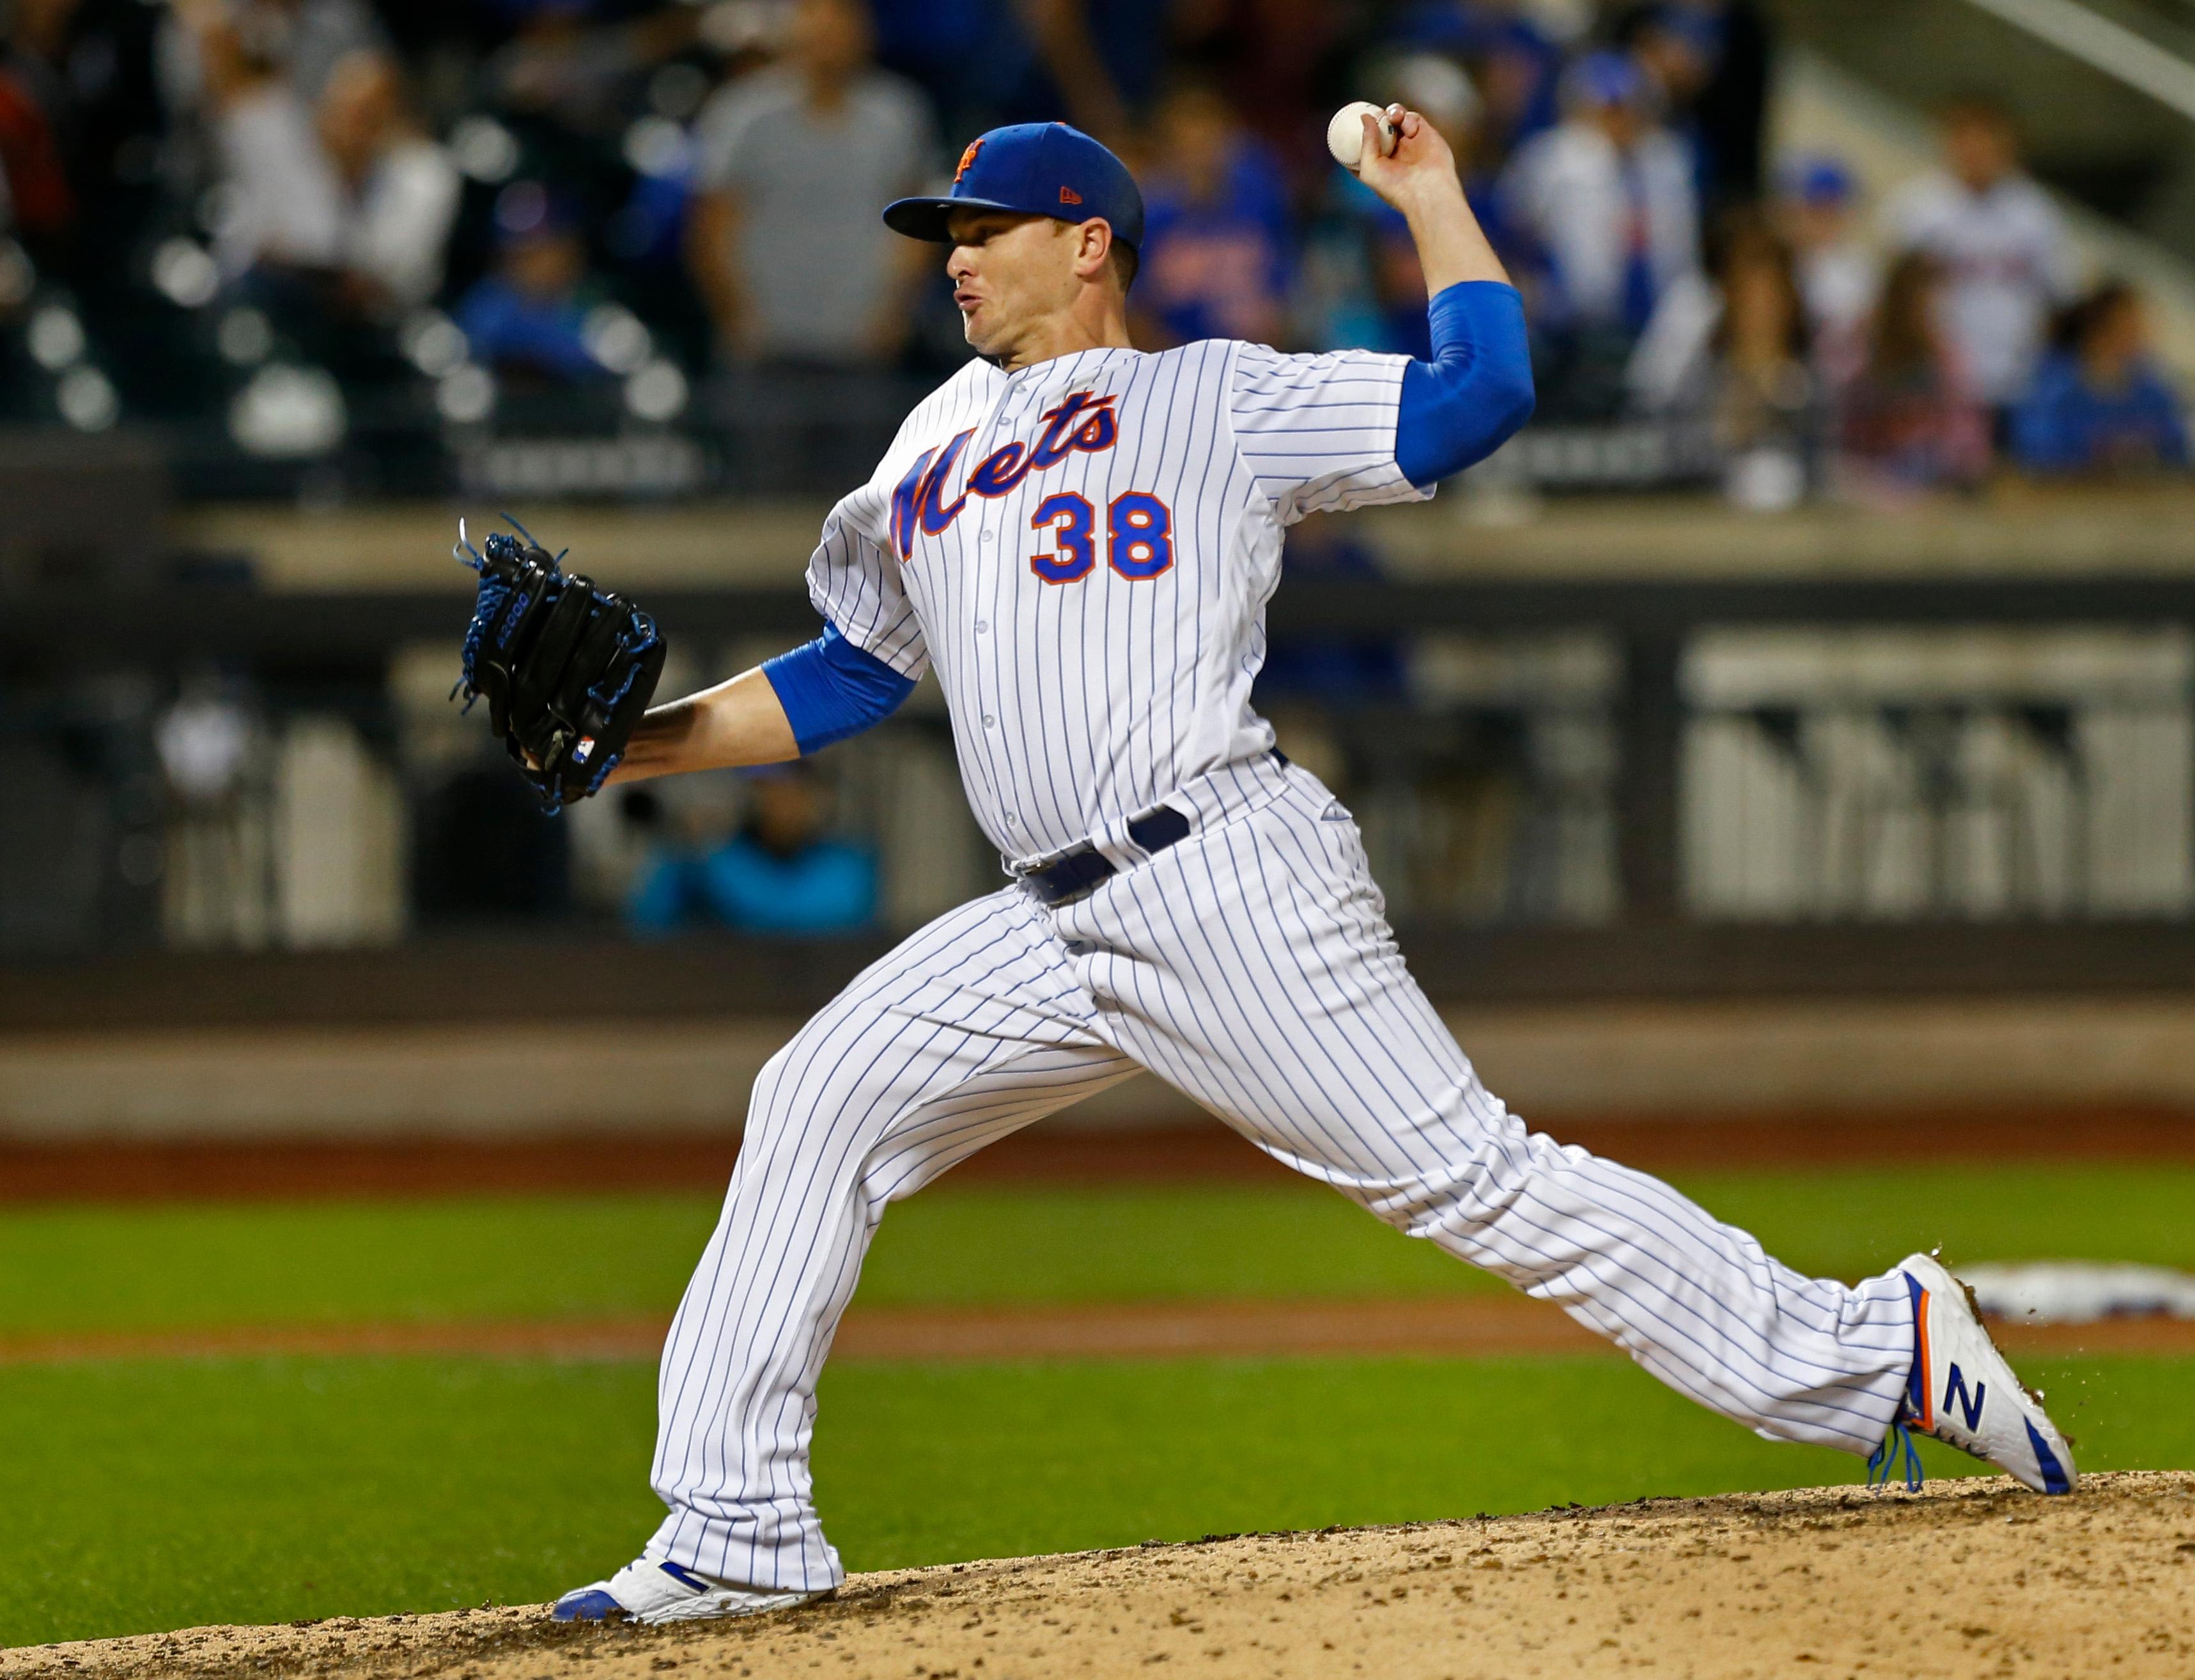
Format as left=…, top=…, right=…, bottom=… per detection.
left=628, top=761, right=878, bottom=936
left=454, top=180, right=605, bottom=385
left=1131, top=77, right=1294, bottom=350
left=2013, top=282, right=2189, bottom=478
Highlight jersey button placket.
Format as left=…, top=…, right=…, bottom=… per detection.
left=977, top=502, right=999, bottom=739
left=971, top=426, right=1008, bottom=835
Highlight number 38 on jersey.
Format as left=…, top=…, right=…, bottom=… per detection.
left=887, top=388, right=1173, bottom=587
left=1028, top=491, right=1171, bottom=583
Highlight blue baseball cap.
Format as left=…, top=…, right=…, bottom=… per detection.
left=1564, top=49, right=1650, bottom=110
left=883, top=122, right=1145, bottom=252
left=1784, top=153, right=1856, bottom=206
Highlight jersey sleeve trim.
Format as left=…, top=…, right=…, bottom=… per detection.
left=1395, top=281, right=1536, bottom=488
left=762, top=622, right=919, bottom=755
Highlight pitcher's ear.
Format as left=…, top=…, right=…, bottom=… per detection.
left=1072, top=217, right=1112, bottom=280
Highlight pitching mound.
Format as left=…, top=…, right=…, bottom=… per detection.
left=10, top=1473, right=2192, bottom=1680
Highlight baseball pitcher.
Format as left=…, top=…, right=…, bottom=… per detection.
left=470, top=111, right=2074, bottom=1626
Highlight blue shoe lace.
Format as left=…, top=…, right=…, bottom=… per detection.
left=1866, top=1416, right=1924, bottom=1493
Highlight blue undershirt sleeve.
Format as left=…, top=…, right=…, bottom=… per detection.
left=761, top=622, right=919, bottom=756
left=1395, top=281, right=1536, bottom=489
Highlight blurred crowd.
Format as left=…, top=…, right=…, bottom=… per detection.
left=0, top=0, right=2187, bottom=494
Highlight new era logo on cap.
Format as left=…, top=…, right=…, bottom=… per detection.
left=1060, top=186, right=1082, bottom=204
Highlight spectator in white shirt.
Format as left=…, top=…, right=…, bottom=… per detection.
left=316, top=50, right=460, bottom=313
left=1883, top=94, right=2079, bottom=410
left=1501, top=49, right=1700, bottom=339
left=686, top=0, right=937, bottom=367
left=180, top=0, right=343, bottom=279
left=1777, top=153, right=1875, bottom=389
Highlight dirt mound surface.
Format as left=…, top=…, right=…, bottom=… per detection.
left=12, top=1472, right=2192, bottom=1680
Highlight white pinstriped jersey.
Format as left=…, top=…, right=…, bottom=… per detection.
left=645, top=340, right=1928, bottom=1602
left=806, top=340, right=1431, bottom=860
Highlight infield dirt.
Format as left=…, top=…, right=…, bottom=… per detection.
left=10, top=1472, right=2191, bottom=1680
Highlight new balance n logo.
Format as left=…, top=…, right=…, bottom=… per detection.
left=1944, top=1362, right=1987, bottom=1431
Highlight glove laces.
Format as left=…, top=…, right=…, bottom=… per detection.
left=451, top=516, right=559, bottom=709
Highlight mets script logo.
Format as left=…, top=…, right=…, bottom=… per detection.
left=953, top=138, right=984, bottom=185
left=888, top=390, right=1118, bottom=559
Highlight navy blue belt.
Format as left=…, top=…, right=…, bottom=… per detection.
left=1020, top=805, right=1192, bottom=907
left=1020, top=749, right=1288, bottom=909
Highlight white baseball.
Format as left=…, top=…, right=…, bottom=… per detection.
left=1326, top=101, right=1397, bottom=173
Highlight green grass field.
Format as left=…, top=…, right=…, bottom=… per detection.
left=12, top=1164, right=2195, bottom=1334
left=4, top=1162, right=2192, bottom=1648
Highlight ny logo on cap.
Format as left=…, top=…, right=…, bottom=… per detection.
left=954, top=138, right=984, bottom=185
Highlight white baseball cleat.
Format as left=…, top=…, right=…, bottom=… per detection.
left=550, top=1554, right=826, bottom=1624
left=1869, top=1252, right=2076, bottom=1496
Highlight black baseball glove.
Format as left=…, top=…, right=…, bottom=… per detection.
left=453, top=519, right=668, bottom=810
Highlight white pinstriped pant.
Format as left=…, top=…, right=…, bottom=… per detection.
left=646, top=755, right=1914, bottom=1591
